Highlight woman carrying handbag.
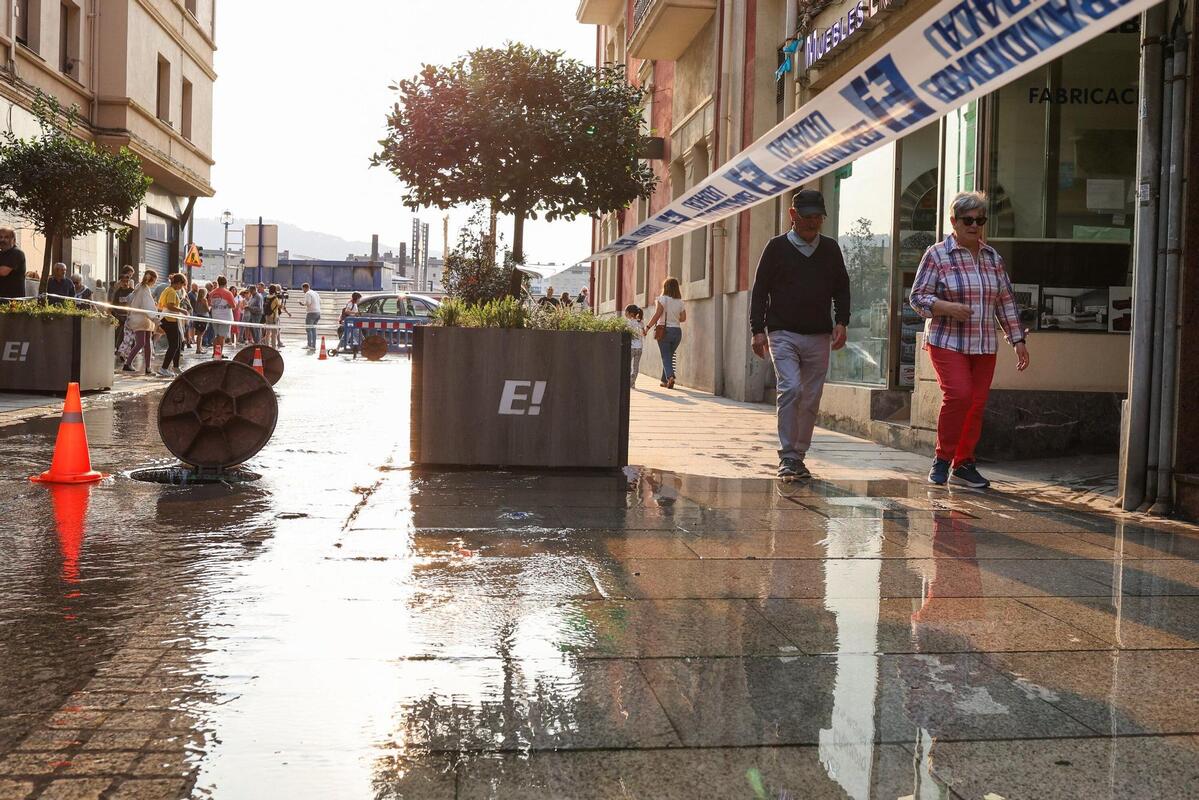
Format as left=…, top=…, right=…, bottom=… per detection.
left=645, top=277, right=686, bottom=388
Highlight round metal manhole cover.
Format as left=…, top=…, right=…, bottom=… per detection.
left=158, top=361, right=278, bottom=470
left=361, top=334, right=388, bottom=361
left=232, top=343, right=285, bottom=385
left=129, top=465, right=263, bottom=485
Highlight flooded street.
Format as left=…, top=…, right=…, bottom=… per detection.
left=3, top=354, right=1199, bottom=798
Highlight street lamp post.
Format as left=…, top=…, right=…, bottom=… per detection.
left=221, top=210, right=233, bottom=280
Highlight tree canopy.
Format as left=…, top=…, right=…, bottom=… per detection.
left=372, top=42, right=657, bottom=293
left=0, top=93, right=150, bottom=294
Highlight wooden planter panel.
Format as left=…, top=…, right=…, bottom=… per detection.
left=412, top=327, right=630, bottom=469
left=0, top=316, right=114, bottom=392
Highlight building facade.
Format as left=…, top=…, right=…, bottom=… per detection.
left=579, top=0, right=1198, bottom=517
left=1, top=0, right=216, bottom=285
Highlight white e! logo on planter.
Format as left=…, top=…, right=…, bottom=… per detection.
left=498, top=380, right=547, bottom=416
left=2, top=342, right=30, bottom=362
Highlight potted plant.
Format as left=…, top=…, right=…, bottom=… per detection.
left=0, top=93, right=149, bottom=393
left=410, top=216, right=632, bottom=469
left=0, top=299, right=117, bottom=392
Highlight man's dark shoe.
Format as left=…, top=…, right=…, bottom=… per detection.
left=928, top=458, right=951, bottom=486
left=950, top=461, right=991, bottom=489
left=777, top=458, right=811, bottom=481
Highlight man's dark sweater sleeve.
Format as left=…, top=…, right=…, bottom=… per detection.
left=749, top=242, right=775, bottom=335
left=831, top=242, right=851, bottom=326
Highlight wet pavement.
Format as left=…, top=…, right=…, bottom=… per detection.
left=2, top=354, right=1199, bottom=798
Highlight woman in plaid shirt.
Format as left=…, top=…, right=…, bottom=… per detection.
left=909, top=191, right=1031, bottom=489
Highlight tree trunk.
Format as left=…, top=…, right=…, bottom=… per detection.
left=507, top=212, right=526, bottom=298
left=38, top=227, right=56, bottom=304
left=487, top=202, right=498, bottom=266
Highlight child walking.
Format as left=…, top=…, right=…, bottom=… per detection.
left=624, top=304, right=644, bottom=388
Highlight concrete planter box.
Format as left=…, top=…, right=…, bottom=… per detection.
left=0, top=315, right=114, bottom=393
left=411, top=326, right=630, bottom=468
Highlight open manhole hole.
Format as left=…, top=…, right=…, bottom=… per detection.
left=130, top=465, right=263, bottom=485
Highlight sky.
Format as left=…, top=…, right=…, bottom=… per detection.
left=196, top=1, right=597, bottom=261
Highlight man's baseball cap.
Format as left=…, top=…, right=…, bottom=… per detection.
left=792, top=189, right=827, bottom=215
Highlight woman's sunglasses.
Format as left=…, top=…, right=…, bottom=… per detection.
left=957, top=216, right=988, bottom=227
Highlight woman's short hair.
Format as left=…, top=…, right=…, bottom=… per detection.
left=661, top=277, right=682, bottom=299
left=950, top=191, right=987, bottom=219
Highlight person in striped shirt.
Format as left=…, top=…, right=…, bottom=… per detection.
left=909, top=191, right=1031, bottom=489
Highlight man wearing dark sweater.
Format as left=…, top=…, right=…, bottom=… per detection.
left=749, top=189, right=850, bottom=480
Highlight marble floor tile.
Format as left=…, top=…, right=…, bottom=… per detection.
left=756, top=597, right=1111, bottom=655
left=1059, top=526, right=1199, bottom=560
left=882, top=529, right=1123, bottom=561
left=1111, top=559, right=1199, bottom=596
left=984, top=650, right=1199, bottom=736
left=559, top=599, right=797, bottom=658
left=1021, top=595, right=1199, bottom=649
left=407, top=528, right=700, bottom=560
left=640, top=653, right=1092, bottom=747
left=910, top=735, right=1199, bottom=800
left=383, top=658, right=681, bottom=752
left=454, top=744, right=938, bottom=800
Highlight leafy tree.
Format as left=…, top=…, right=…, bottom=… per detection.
left=0, top=93, right=150, bottom=297
left=844, top=217, right=888, bottom=314
left=441, top=207, right=523, bottom=306
left=372, top=42, right=657, bottom=295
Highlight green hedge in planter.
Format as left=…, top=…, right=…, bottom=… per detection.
left=432, top=297, right=629, bottom=333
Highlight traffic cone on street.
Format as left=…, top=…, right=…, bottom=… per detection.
left=212, top=339, right=223, bottom=360
left=251, top=346, right=265, bottom=376
left=30, top=383, right=107, bottom=484
left=318, top=336, right=328, bottom=360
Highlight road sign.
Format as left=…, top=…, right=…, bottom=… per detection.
left=244, top=223, right=279, bottom=269
left=184, top=244, right=203, bottom=268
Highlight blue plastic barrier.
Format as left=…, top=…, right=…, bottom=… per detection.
left=342, top=315, right=424, bottom=355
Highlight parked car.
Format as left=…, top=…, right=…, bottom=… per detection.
left=356, top=293, right=440, bottom=319
left=331, top=293, right=441, bottom=356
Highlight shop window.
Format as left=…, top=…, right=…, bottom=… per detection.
left=896, top=124, right=942, bottom=388
left=986, top=27, right=1138, bottom=329
left=942, top=101, right=977, bottom=230
left=821, top=143, right=895, bottom=386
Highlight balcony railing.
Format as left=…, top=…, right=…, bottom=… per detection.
left=628, top=0, right=717, bottom=60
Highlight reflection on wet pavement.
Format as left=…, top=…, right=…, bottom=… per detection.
left=2, top=356, right=1199, bottom=798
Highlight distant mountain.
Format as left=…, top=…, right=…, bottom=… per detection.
left=192, top=217, right=428, bottom=261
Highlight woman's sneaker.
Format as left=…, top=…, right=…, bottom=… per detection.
left=950, top=461, right=991, bottom=489
left=928, top=458, right=951, bottom=486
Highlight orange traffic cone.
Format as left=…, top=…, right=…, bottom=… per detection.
left=213, top=339, right=223, bottom=360
left=30, top=383, right=106, bottom=484
left=318, top=336, right=328, bottom=360
left=251, top=346, right=265, bottom=376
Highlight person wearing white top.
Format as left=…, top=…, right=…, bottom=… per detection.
left=623, top=304, right=645, bottom=388
left=301, top=282, right=321, bottom=349
left=644, top=277, right=687, bottom=388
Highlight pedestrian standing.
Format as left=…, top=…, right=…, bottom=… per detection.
left=184, top=282, right=199, bottom=349
left=71, top=273, right=92, bottom=301
left=192, top=288, right=210, bottom=355
left=0, top=227, right=27, bottom=300
left=301, top=282, right=321, bottom=350
left=338, top=292, right=362, bottom=350
left=112, top=274, right=135, bottom=353
left=645, top=277, right=687, bottom=389
left=122, top=270, right=159, bottom=375
left=46, top=263, right=74, bottom=304
left=156, top=273, right=186, bottom=376
left=559, top=292, right=572, bottom=308
left=207, top=275, right=236, bottom=355
left=245, top=284, right=264, bottom=344
left=749, top=189, right=850, bottom=481
left=624, top=304, right=644, bottom=388
left=910, top=191, right=1030, bottom=489
left=577, top=287, right=591, bottom=311
left=263, top=285, right=282, bottom=348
